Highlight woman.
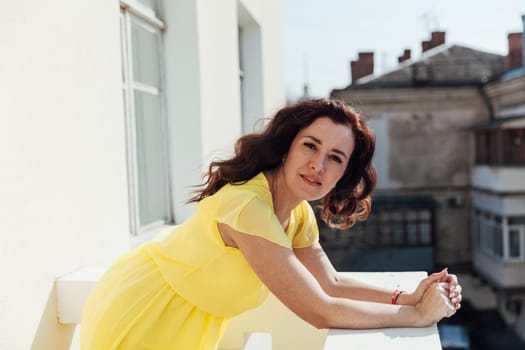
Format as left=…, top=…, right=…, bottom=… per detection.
left=81, top=98, right=462, bottom=349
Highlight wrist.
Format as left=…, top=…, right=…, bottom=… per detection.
left=414, top=302, right=429, bottom=327
left=396, top=291, right=416, bottom=306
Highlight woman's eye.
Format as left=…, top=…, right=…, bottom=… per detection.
left=330, top=155, right=343, bottom=164
left=304, top=142, right=316, bottom=150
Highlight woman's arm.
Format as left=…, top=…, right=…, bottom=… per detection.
left=219, top=223, right=454, bottom=329
left=294, top=242, right=462, bottom=309
left=294, top=242, right=418, bottom=305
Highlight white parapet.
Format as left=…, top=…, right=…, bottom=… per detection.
left=323, top=272, right=442, bottom=350
left=56, top=269, right=441, bottom=350
left=243, top=332, right=272, bottom=350
left=56, top=267, right=107, bottom=324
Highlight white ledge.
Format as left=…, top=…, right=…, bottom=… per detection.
left=324, top=326, right=440, bottom=350
left=323, top=272, right=441, bottom=350
left=56, top=267, right=107, bottom=324
left=56, top=269, right=441, bottom=350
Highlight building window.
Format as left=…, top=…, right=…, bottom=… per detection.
left=237, top=4, right=263, bottom=134
left=476, top=210, right=503, bottom=258
left=475, top=128, right=525, bottom=165
left=508, top=216, right=525, bottom=260
left=503, top=129, right=525, bottom=164
left=120, top=0, right=172, bottom=235
left=473, top=210, right=525, bottom=261
left=320, top=205, right=435, bottom=249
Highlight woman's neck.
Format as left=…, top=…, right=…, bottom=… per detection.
left=264, top=168, right=301, bottom=229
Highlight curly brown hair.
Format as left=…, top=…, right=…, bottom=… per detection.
left=188, top=98, right=377, bottom=229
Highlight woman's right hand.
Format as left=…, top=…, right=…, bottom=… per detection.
left=415, top=282, right=456, bottom=326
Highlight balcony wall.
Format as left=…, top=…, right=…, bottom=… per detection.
left=219, top=271, right=440, bottom=350
left=59, top=270, right=439, bottom=350
left=473, top=250, right=525, bottom=288
left=472, top=166, right=525, bottom=193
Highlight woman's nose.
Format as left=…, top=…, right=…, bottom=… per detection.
left=310, top=156, right=326, bottom=172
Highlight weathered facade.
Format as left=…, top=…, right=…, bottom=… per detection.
left=331, top=22, right=525, bottom=341
left=331, top=42, right=505, bottom=268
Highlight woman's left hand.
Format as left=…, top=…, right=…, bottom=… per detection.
left=411, top=268, right=462, bottom=310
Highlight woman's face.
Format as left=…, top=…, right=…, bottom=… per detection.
left=281, top=117, right=355, bottom=202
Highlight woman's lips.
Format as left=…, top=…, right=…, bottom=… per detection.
left=300, top=174, right=321, bottom=186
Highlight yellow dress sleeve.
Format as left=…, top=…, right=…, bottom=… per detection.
left=291, top=201, right=320, bottom=248
left=213, top=189, right=292, bottom=248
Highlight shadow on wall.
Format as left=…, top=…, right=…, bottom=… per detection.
left=31, top=285, right=76, bottom=350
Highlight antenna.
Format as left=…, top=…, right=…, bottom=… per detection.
left=302, top=54, right=309, bottom=98
left=420, top=10, right=439, bottom=34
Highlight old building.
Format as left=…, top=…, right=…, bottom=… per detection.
left=470, top=34, right=525, bottom=340
left=330, top=17, right=525, bottom=342
left=330, top=32, right=505, bottom=270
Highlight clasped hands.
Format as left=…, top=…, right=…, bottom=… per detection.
left=411, top=268, right=462, bottom=326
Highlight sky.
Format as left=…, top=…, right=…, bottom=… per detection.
left=281, top=0, right=525, bottom=101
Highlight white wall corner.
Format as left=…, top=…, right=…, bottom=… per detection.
left=56, top=268, right=107, bottom=324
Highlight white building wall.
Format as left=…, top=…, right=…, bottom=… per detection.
left=1, top=2, right=130, bottom=349
left=167, top=0, right=285, bottom=221
left=0, top=0, right=284, bottom=349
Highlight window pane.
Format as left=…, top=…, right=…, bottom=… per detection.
left=406, top=211, right=418, bottom=221
left=134, top=91, right=168, bottom=226
left=503, top=129, right=525, bottom=164
left=137, top=0, right=158, bottom=13
left=407, top=223, right=418, bottom=245
left=120, top=13, right=126, bottom=82
left=420, top=223, right=431, bottom=244
left=364, top=225, right=378, bottom=246
left=493, top=225, right=503, bottom=258
left=508, top=229, right=521, bottom=258
left=488, top=130, right=500, bottom=164
left=419, top=210, right=431, bottom=220
left=475, top=213, right=481, bottom=247
left=392, top=224, right=404, bottom=244
left=381, top=225, right=391, bottom=245
left=380, top=211, right=390, bottom=223
left=391, top=210, right=403, bottom=221
left=131, top=18, right=161, bottom=87
left=508, top=217, right=525, bottom=225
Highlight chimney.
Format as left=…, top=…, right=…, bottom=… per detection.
left=523, top=14, right=525, bottom=67
left=351, top=52, right=374, bottom=83
left=398, top=49, right=411, bottom=63
left=421, top=31, right=446, bottom=53
left=505, top=32, right=523, bottom=71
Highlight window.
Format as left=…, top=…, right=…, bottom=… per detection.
left=475, top=128, right=525, bottom=165
left=120, top=0, right=172, bottom=235
left=237, top=4, right=263, bottom=134
left=508, top=216, right=525, bottom=260
left=354, top=208, right=434, bottom=248
left=473, top=210, right=525, bottom=261
left=502, top=129, right=525, bottom=164
left=475, top=210, right=503, bottom=259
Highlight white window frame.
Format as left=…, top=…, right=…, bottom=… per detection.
left=120, top=0, right=172, bottom=236
left=474, top=209, right=525, bottom=262
left=507, top=224, right=525, bottom=261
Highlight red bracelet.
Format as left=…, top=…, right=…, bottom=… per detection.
left=391, top=289, right=404, bottom=304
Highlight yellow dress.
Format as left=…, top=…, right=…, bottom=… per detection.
left=80, top=172, right=319, bottom=350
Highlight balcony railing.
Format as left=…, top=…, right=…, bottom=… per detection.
left=57, top=270, right=441, bottom=350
